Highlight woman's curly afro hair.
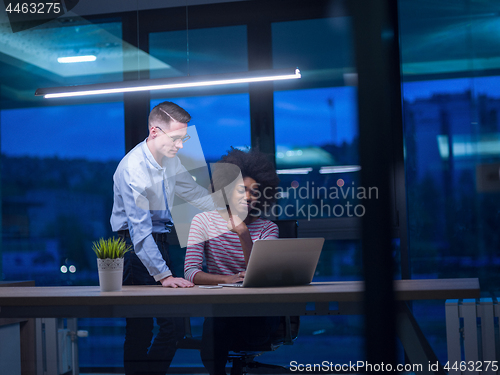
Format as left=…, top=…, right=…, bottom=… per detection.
left=210, top=147, right=280, bottom=214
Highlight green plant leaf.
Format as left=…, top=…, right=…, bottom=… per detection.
left=91, top=237, right=131, bottom=259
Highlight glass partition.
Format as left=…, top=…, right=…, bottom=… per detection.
left=270, top=14, right=365, bottom=368
left=399, top=0, right=500, bottom=362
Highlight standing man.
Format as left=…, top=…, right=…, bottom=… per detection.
left=111, top=101, right=215, bottom=375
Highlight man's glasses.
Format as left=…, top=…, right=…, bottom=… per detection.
left=155, top=127, right=191, bottom=144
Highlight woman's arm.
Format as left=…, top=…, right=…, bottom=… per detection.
left=192, top=270, right=245, bottom=285
left=185, top=213, right=246, bottom=285
left=226, top=214, right=256, bottom=265
left=184, top=215, right=208, bottom=282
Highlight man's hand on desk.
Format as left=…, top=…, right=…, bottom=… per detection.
left=160, top=276, right=194, bottom=288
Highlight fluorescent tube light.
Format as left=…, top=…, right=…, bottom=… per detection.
left=35, top=68, right=301, bottom=99
left=319, top=165, right=361, bottom=174
left=57, top=55, right=97, bottom=63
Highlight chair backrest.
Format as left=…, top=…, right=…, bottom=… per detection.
left=273, top=220, right=298, bottom=239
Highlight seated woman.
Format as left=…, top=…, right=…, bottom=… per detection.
left=184, top=147, right=281, bottom=375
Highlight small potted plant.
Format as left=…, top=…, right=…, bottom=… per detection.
left=92, top=237, right=131, bottom=292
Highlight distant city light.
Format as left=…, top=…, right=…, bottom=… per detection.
left=313, top=329, right=326, bottom=335
left=320, top=165, right=361, bottom=174
left=291, top=180, right=299, bottom=188
left=437, top=134, right=500, bottom=158
left=280, top=150, right=303, bottom=158
left=276, top=167, right=312, bottom=175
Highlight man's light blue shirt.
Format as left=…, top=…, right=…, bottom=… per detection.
left=110, top=139, right=215, bottom=281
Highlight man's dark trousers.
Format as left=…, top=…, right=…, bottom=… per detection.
left=121, top=233, right=184, bottom=375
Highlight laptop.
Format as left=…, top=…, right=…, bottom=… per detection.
left=218, top=237, right=325, bottom=288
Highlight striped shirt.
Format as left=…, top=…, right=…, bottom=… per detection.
left=184, top=211, right=278, bottom=282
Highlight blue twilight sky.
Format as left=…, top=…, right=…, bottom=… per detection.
left=2, top=78, right=500, bottom=162
left=1, top=102, right=125, bottom=161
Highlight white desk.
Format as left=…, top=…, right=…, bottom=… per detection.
left=0, top=278, right=480, bottom=375
left=0, top=278, right=479, bottom=318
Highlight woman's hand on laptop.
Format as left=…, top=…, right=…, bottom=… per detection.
left=224, top=271, right=245, bottom=284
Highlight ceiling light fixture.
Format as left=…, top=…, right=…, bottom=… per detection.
left=35, top=67, right=301, bottom=99
left=57, top=55, right=97, bottom=63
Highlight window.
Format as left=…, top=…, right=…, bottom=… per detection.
left=1, top=102, right=124, bottom=285
left=274, top=87, right=360, bottom=220
left=272, top=18, right=360, bottom=221
left=270, top=15, right=365, bottom=367
left=151, top=94, right=251, bottom=163
left=399, top=0, right=500, bottom=362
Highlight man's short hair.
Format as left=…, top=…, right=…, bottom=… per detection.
left=149, top=101, right=191, bottom=130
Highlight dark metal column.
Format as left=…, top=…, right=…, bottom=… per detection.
left=247, top=19, right=276, bottom=163
left=351, top=0, right=401, bottom=370
left=122, top=11, right=151, bottom=153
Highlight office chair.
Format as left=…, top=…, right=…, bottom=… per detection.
left=178, top=219, right=299, bottom=375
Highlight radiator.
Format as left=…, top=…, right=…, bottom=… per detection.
left=35, top=318, right=80, bottom=375
left=445, top=298, right=500, bottom=375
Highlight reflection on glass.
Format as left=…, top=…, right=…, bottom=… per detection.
left=399, top=0, right=500, bottom=361
left=403, top=76, right=500, bottom=287
left=149, top=26, right=248, bottom=79
left=274, top=87, right=359, bottom=219
left=275, top=87, right=358, bottom=163
left=273, top=17, right=355, bottom=72
left=0, top=20, right=124, bottom=102
left=399, top=0, right=500, bottom=77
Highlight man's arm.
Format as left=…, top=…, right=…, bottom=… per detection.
left=134, top=237, right=193, bottom=287
left=118, top=166, right=192, bottom=287
left=173, top=163, right=217, bottom=212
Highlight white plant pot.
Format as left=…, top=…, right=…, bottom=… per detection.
left=97, top=258, right=124, bottom=292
